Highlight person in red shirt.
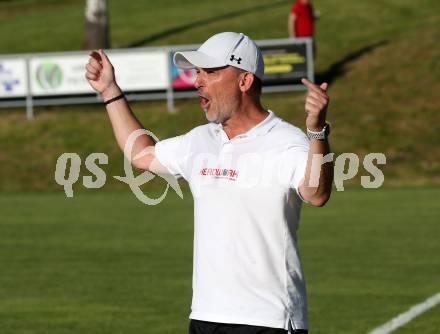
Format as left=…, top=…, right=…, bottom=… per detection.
left=288, top=0, right=317, bottom=38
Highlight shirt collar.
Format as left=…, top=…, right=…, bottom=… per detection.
left=210, top=110, right=279, bottom=139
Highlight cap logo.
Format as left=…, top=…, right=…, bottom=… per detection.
left=230, top=55, right=242, bottom=64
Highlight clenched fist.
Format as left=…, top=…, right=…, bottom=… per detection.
left=302, top=78, right=329, bottom=132
left=85, top=49, right=120, bottom=100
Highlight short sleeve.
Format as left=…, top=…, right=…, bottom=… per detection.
left=154, top=135, right=189, bottom=179
left=291, top=2, right=300, bottom=15
left=290, top=145, right=309, bottom=192
left=281, top=130, right=310, bottom=197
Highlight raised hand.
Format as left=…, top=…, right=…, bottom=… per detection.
left=85, top=49, right=119, bottom=98
left=301, top=78, right=329, bottom=131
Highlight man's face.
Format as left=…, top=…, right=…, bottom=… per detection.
left=194, top=66, right=242, bottom=124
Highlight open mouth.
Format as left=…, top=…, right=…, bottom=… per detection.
left=198, top=94, right=211, bottom=110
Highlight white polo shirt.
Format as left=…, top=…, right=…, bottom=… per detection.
left=155, top=110, right=310, bottom=330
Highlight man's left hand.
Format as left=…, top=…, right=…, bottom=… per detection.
left=301, top=78, right=329, bottom=132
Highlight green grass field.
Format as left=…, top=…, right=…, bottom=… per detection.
left=0, top=0, right=439, bottom=333
left=0, top=187, right=439, bottom=333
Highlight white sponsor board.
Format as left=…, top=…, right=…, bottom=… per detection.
left=109, top=52, right=169, bottom=91
left=0, top=59, right=28, bottom=98
left=30, top=55, right=91, bottom=96
left=30, top=51, right=169, bottom=96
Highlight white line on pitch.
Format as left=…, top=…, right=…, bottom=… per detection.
left=368, top=292, right=440, bottom=334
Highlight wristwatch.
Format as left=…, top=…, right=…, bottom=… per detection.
left=306, top=123, right=330, bottom=140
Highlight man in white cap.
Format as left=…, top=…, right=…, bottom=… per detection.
left=85, top=32, right=333, bottom=334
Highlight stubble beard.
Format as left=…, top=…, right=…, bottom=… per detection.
left=205, top=97, right=238, bottom=124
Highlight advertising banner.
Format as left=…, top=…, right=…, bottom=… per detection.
left=171, top=65, right=196, bottom=90
left=0, top=38, right=312, bottom=116
left=30, top=51, right=169, bottom=96
left=262, top=42, right=309, bottom=85
left=30, top=55, right=91, bottom=96
left=171, top=39, right=311, bottom=91
left=0, top=59, right=28, bottom=98
left=110, top=52, right=169, bottom=92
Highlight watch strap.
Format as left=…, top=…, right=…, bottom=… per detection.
left=306, top=123, right=330, bottom=140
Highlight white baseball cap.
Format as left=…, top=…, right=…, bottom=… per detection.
left=173, top=32, right=264, bottom=79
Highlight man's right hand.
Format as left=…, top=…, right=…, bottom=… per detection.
left=85, top=49, right=120, bottom=99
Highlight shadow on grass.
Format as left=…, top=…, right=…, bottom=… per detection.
left=122, top=0, right=290, bottom=47
left=316, top=40, right=389, bottom=85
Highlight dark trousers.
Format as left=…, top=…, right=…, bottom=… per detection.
left=189, top=319, right=308, bottom=334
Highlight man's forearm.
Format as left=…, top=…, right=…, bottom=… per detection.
left=299, top=78, right=333, bottom=206
left=102, top=84, right=155, bottom=169
left=300, top=139, right=334, bottom=206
